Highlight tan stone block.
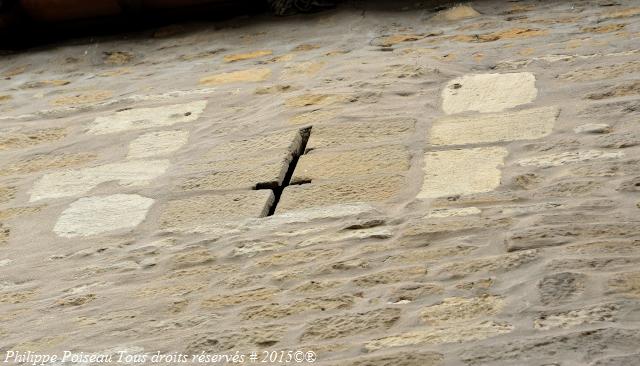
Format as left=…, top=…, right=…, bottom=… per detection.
left=241, top=296, right=354, bottom=320
left=608, top=271, right=640, bottom=298
left=301, top=308, right=400, bottom=341
left=364, top=321, right=513, bottom=351
left=223, top=50, right=272, bottom=63
left=0, top=127, right=67, bottom=151
left=305, top=118, right=416, bottom=150
left=418, top=147, right=508, bottom=199
left=180, top=160, right=289, bottom=191
left=534, top=303, right=619, bottom=330
left=291, top=145, right=411, bottom=184
left=442, top=73, right=537, bottom=114
left=199, top=68, right=271, bottom=85
left=204, top=129, right=302, bottom=159
left=201, top=287, right=279, bottom=309
left=436, top=250, right=538, bottom=279
left=276, top=174, right=406, bottom=213
left=1, top=153, right=96, bottom=177
left=160, top=191, right=274, bottom=232
left=430, top=107, right=558, bottom=146
left=353, top=266, right=427, bottom=287
left=419, top=295, right=504, bottom=325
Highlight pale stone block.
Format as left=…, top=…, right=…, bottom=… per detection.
left=88, top=101, right=207, bottom=135
left=30, top=160, right=170, bottom=202
left=418, top=147, right=508, bottom=199
left=430, top=107, right=558, bottom=146
left=54, top=194, right=154, bottom=237
left=127, top=130, right=189, bottom=159
left=442, top=72, right=537, bottom=114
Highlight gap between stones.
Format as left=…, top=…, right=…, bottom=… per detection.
left=260, top=126, right=312, bottom=216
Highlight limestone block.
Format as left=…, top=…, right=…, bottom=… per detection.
left=534, top=303, right=619, bottom=330
left=199, top=68, right=271, bottom=85
left=180, top=160, right=289, bottom=191
left=30, top=160, right=170, bottom=202
left=0, top=127, right=66, bottom=151
left=160, top=191, right=274, bottom=232
left=436, top=250, right=539, bottom=279
left=204, top=129, right=302, bottom=159
left=429, top=107, right=558, bottom=146
left=419, top=295, right=504, bottom=325
left=276, top=174, right=406, bottom=213
left=88, top=101, right=207, bottom=135
left=516, top=150, right=624, bottom=168
left=418, top=147, right=508, bottom=199
left=301, top=308, right=400, bottom=341
left=127, top=130, right=189, bottom=159
left=53, top=194, right=154, bottom=237
left=442, top=72, right=537, bottom=114
left=364, top=321, right=514, bottom=351
left=305, top=118, right=416, bottom=150
left=291, top=145, right=411, bottom=184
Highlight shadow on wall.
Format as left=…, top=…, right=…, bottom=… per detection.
left=0, top=0, right=477, bottom=50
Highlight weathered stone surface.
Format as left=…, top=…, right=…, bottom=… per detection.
left=186, top=325, right=285, bottom=353
left=426, top=207, right=481, bottom=218
left=88, top=101, right=207, bottom=135
left=364, top=321, right=513, bottom=351
left=387, top=283, right=444, bottom=304
left=420, top=295, right=504, bottom=325
left=241, top=296, right=354, bottom=320
left=442, top=73, right=537, bottom=114
left=127, top=130, right=189, bottom=159
left=0, top=186, right=16, bottom=204
left=304, top=118, right=415, bottom=150
left=224, top=50, right=272, bottom=63
left=538, top=272, right=586, bottom=306
left=0, top=128, right=67, bottom=151
left=291, top=145, right=411, bottom=184
left=534, top=303, right=620, bottom=330
left=30, top=160, right=170, bottom=201
left=403, top=215, right=510, bottom=237
left=1, top=153, right=96, bottom=177
left=257, top=248, right=342, bottom=268
left=160, top=191, right=274, bottom=232
left=430, top=107, right=558, bottom=146
left=199, top=68, right=271, bottom=85
left=53, top=194, right=154, bottom=237
left=0, top=224, right=9, bottom=246
left=353, top=267, right=427, bottom=287
left=201, top=287, right=279, bottom=309
left=336, top=351, right=443, bottom=366
left=179, top=161, right=289, bottom=191
left=301, top=308, right=400, bottom=341
left=204, top=129, right=301, bottom=158
left=574, top=123, right=612, bottom=134
left=418, top=147, right=508, bottom=199
left=51, top=90, right=112, bottom=106
left=608, top=271, right=640, bottom=298
left=276, top=174, right=406, bottom=213
left=559, top=61, right=640, bottom=81
left=284, top=93, right=351, bottom=108
left=507, top=222, right=640, bottom=251
left=460, top=328, right=640, bottom=365
left=436, top=250, right=538, bottom=279
left=516, top=150, right=625, bottom=167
